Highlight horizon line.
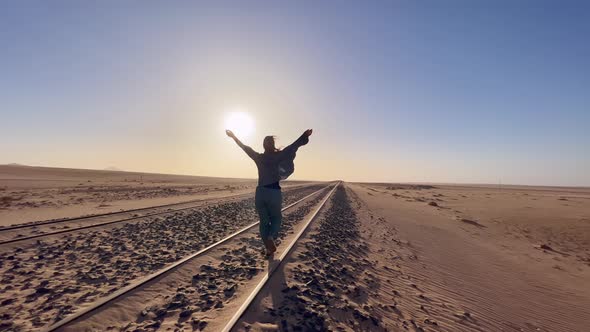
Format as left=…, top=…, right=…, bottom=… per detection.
left=2, top=163, right=589, bottom=189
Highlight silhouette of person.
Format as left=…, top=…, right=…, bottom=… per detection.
left=226, top=129, right=313, bottom=256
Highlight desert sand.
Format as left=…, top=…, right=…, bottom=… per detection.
left=238, top=183, right=589, bottom=331
left=0, top=167, right=589, bottom=331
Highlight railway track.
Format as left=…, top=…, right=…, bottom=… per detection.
left=37, top=182, right=337, bottom=332
left=222, top=182, right=339, bottom=332
left=0, top=183, right=323, bottom=246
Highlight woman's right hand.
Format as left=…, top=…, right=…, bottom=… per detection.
left=304, top=129, right=313, bottom=137
left=226, top=130, right=235, bottom=138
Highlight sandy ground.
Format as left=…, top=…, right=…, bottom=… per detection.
left=0, top=165, right=309, bottom=226
left=2, top=169, right=589, bottom=331
left=348, top=183, right=590, bottom=331
left=235, top=183, right=590, bottom=331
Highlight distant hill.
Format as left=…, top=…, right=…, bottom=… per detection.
left=104, top=166, right=124, bottom=172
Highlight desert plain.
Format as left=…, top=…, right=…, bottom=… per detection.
left=0, top=164, right=588, bottom=331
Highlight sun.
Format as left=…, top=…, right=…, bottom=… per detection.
left=224, top=110, right=255, bottom=139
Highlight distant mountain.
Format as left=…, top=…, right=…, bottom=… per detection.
left=104, top=166, right=124, bottom=172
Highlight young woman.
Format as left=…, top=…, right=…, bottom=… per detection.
left=226, top=129, right=313, bottom=256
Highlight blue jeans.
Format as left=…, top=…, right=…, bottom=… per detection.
left=255, top=186, right=282, bottom=240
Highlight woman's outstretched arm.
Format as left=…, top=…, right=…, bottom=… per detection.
left=226, top=130, right=259, bottom=160
left=283, top=129, right=313, bottom=154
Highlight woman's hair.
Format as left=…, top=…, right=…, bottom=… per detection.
left=263, top=135, right=280, bottom=153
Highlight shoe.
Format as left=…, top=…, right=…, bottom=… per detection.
left=264, top=238, right=276, bottom=256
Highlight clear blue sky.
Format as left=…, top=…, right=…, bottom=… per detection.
left=1, top=1, right=589, bottom=186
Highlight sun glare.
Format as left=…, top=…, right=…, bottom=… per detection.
left=225, top=111, right=255, bottom=139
